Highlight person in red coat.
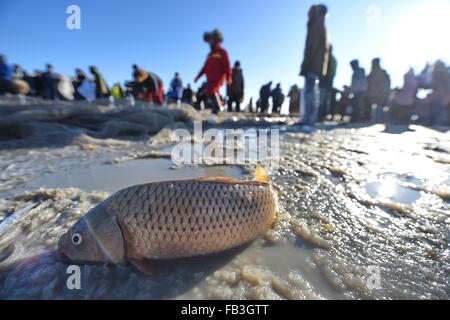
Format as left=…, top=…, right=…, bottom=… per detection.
left=195, top=29, right=232, bottom=114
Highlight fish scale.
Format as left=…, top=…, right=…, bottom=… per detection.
left=104, top=179, right=277, bottom=260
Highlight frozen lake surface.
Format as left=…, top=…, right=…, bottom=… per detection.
left=0, top=99, right=448, bottom=300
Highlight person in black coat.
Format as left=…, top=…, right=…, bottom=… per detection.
left=182, top=84, right=194, bottom=105
left=227, top=61, right=245, bottom=112
left=271, top=83, right=285, bottom=114
left=259, top=81, right=272, bottom=113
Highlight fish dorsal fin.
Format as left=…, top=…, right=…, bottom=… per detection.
left=255, top=165, right=270, bottom=183
left=192, top=167, right=271, bottom=185
left=192, top=177, right=243, bottom=184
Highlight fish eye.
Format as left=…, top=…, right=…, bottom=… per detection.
left=71, top=233, right=83, bottom=246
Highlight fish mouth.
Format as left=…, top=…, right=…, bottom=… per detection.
left=58, top=247, right=69, bottom=261
left=57, top=234, right=70, bottom=261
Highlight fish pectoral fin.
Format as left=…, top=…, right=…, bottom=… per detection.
left=129, top=258, right=159, bottom=277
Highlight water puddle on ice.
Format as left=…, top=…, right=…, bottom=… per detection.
left=22, top=159, right=243, bottom=194
left=260, top=242, right=337, bottom=299
left=364, top=180, right=422, bottom=205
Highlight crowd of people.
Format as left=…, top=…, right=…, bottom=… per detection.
left=0, top=29, right=242, bottom=115
left=1, top=5, right=450, bottom=127
left=295, top=4, right=450, bottom=128
left=253, top=82, right=285, bottom=114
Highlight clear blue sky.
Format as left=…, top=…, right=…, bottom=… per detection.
left=1, top=0, right=450, bottom=103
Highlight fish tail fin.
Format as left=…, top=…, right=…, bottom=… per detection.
left=255, top=165, right=270, bottom=183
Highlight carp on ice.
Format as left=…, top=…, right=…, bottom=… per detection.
left=58, top=167, right=278, bottom=264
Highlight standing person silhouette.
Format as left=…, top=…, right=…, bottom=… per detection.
left=169, top=72, right=183, bottom=104
left=318, top=45, right=337, bottom=122
left=195, top=29, right=232, bottom=114
left=366, top=58, right=391, bottom=123
left=227, top=61, right=245, bottom=112
left=350, top=59, right=368, bottom=123
left=271, top=83, right=285, bottom=114
left=299, top=4, right=330, bottom=129
left=259, top=82, right=272, bottom=114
